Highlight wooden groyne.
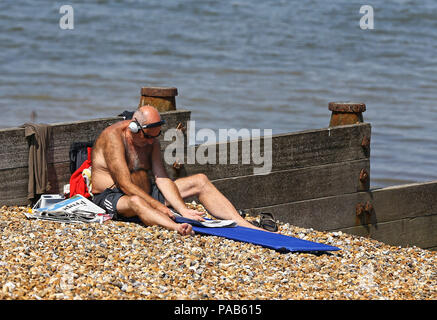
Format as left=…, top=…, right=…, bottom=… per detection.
left=0, top=88, right=435, bottom=250
left=0, top=110, right=190, bottom=205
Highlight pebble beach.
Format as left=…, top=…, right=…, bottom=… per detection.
left=0, top=204, right=435, bottom=300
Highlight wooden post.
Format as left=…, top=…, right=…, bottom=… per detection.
left=139, top=87, right=178, bottom=112
left=329, top=102, right=366, bottom=127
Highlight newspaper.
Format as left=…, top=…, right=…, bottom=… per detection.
left=170, top=209, right=236, bottom=228
left=25, top=194, right=112, bottom=224
left=25, top=194, right=233, bottom=227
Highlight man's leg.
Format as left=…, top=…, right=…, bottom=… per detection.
left=116, top=195, right=193, bottom=236
left=173, top=173, right=266, bottom=231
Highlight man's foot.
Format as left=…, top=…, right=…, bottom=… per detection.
left=175, top=223, right=194, bottom=236
left=250, top=212, right=279, bottom=232
left=237, top=218, right=280, bottom=233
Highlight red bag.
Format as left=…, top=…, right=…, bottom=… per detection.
left=69, top=147, right=92, bottom=198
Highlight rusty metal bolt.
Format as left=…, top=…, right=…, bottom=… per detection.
left=139, top=86, right=178, bottom=112
left=359, top=168, right=369, bottom=183
left=328, top=102, right=366, bottom=127
left=356, top=203, right=365, bottom=217
left=364, top=200, right=373, bottom=213
left=172, top=160, right=185, bottom=179
left=173, top=160, right=183, bottom=170
left=364, top=201, right=373, bottom=225
left=356, top=201, right=373, bottom=226
left=329, top=102, right=366, bottom=113
left=361, top=136, right=370, bottom=148
left=361, top=136, right=371, bottom=154
left=176, top=122, right=186, bottom=134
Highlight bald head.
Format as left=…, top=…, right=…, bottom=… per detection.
left=134, top=105, right=162, bottom=125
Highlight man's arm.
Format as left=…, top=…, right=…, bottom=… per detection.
left=103, top=131, right=164, bottom=211
left=151, top=140, right=205, bottom=220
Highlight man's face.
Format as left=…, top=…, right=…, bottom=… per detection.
left=141, top=126, right=161, bottom=145
left=133, top=118, right=162, bottom=146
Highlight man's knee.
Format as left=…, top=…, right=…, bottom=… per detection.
left=127, top=195, right=148, bottom=212
left=116, top=195, right=146, bottom=218
left=194, top=173, right=209, bottom=184
left=191, top=173, right=211, bottom=194
left=123, top=195, right=157, bottom=219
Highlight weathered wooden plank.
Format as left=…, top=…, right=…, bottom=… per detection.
left=0, top=119, right=367, bottom=201
left=367, top=181, right=437, bottom=224
left=0, top=110, right=191, bottom=205
left=182, top=123, right=371, bottom=180
left=210, top=159, right=369, bottom=210
left=337, top=214, right=437, bottom=250
left=247, top=192, right=367, bottom=231
left=244, top=181, right=437, bottom=249
left=1, top=160, right=183, bottom=206
left=0, top=110, right=191, bottom=170
left=0, top=118, right=118, bottom=171
left=0, top=162, right=71, bottom=205
left=0, top=166, right=28, bottom=205
left=246, top=180, right=437, bottom=230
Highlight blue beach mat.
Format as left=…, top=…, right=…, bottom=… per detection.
left=175, top=217, right=340, bottom=252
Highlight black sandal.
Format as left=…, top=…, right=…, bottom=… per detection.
left=237, top=209, right=247, bottom=218
left=252, top=212, right=278, bottom=232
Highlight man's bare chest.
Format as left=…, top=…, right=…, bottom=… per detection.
left=124, top=144, right=152, bottom=172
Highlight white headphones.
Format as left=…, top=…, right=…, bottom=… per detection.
left=128, top=119, right=142, bottom=133
left=128, top=117, right=166, bottom=134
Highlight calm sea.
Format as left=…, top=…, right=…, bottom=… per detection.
left=1, top=0, right=436, bottom=187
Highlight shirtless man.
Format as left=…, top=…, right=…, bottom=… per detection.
left=91, top=105, right=263, bottom=236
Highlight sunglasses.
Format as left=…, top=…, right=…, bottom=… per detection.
left=134, top=118, right=165, bottom=139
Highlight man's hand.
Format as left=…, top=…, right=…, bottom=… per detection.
left=155, top=204, right=175, bottom=220
left=180, top=207, right=206, bottom=221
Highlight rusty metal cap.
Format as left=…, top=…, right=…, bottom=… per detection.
left=328, top=102, right=366, bottom=113
left=141, top=87, right=178, bottom=97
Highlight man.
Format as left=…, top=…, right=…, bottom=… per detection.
left=91, top=105, right=265, bottom=236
